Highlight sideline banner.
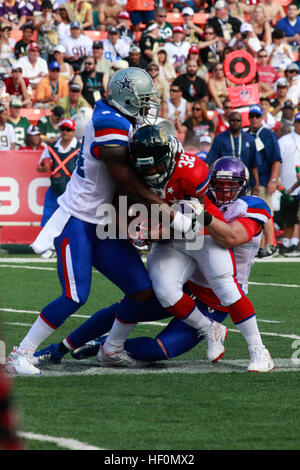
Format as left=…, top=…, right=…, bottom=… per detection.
left=0, top=151, right=50, bottom=244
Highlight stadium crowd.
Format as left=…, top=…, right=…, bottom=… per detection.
left=0, top=0, right=299, bottom=256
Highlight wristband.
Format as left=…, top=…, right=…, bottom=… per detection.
left=203, top=210, right=213, bottom=227
left=171, top=211, right=192, bottom=233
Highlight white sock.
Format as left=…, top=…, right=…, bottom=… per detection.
left=182, top=306, right=212, bottom=330
left=19, top=316, right=55, bottom=352
left=235, top=316, right=263, bottom=347
left=282, top=237, right=290, bottom=248
left=103, top=319, right=136, bottom=354
left=290, top=237, right=299, bottom=247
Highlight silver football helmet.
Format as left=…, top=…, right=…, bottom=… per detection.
left=107, top=67, right=160, bottom=124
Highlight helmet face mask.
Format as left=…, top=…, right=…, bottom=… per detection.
left=130, top=125, right=176, bottom=189
left=107, top=67, right=160, bottom=124
left=208, top=157, right=249, bottom=205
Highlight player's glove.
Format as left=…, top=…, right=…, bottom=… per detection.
left=171, top=198, right=204, bottom=235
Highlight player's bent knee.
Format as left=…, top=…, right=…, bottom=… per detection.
left=211, top=276, right=242, bottom=306
left=130, top=287, right=155, bottom=303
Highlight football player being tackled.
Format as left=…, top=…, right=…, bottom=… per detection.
left=35, top=131, right=274, bottom=372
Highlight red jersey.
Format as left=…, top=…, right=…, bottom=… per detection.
left=216, top=113, right=229, bottom=135
left=4, top=77, right=30, bottom=99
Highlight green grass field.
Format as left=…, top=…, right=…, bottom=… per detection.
left=1, top=256, right=300, bottom=451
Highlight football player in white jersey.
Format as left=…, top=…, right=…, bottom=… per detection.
left=34, top=157, right=274, bottom=372
left=6, top=68, right=207, bottom=376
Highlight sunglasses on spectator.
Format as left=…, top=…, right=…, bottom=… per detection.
left=229, top=118, right=241, bottom=122
left=148, top=67, right=159, bottom=71
left=51, top=68, right=60, bottom=72
left=215, top=67, right=223, bottom=71
left=249, top=113, right=262, bottom=118
left=85, top=62, right=94, bottom=65
left=170, top=88, right=180, bottom=92
left=158, top=14, right=166, bottom=17
left=224, top=105, right=232, bottom=109
left=205, top=31, right=214, bottom=35
left=192, top=107, right=202, bottom=111
left=60, top=127, right=73, bottom=132
left=287, top=70, right=298, bottom=73
left=258, top=54, right=267, bottom=58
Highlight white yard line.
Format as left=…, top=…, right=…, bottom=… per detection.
left=18, top=431, right=103, bottom=450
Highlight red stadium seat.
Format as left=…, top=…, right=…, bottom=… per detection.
left=83, top=30, right=107, bottom=41
left=166, top=12, right=184, bottom=25
left=193, top=13, right=209, bottom=26
left=20, top=108, right=51, bottom=125
left=10, top=30, right=37, bottom=42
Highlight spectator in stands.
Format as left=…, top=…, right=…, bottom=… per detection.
left=146, top=62, right=169, bottom=118
left=102, top=25, right=131, bottom=63
left=175, top=100, right=215, bottom=148
left=275, top=99, right=296, bottom=137
left=8, top=97, right=29, bottom=148
left=206, top=0, right=242, bottom=44
left=126, top=44, right=147, bottom=70
left=275, top=3, right=300, bottom=47
left=19, top=124, right=45, bottom=150
left=226, top=0, right=252, bottom=23
left=37, top=118, right=81, bottom=234
left=265, top=28, right=294, bottom=72
left=57, top=3, right=71, bottom=42
left=68, top=0, right=93, bottom=30
left=214, top=98, right=232, bottom=134
left=53, top=44, right=74, bottom=82
left=97, top=0, right=122, bottom=30
left=16, top=41, right=48, bottom=88
left=26, top=0, right=59, bottom=22
left=230, top=23, right=262, bottom=57
left=285, top=62, right=300, bottom=106
left=57, top=81, right=90, bottom=118
left=271, top=77, right=289, bottom=119
left=207, top=62, right=233, bottom=110
left=115, top=11, right=135, bottom=45
left=4, top=63, right=31, bottom=107
left=163, top=26, right=191, bottom=73
left=182, top=7, right=204, bottom=43
left=250, top=5, right=272, bottom=47
left=177, top=46, right=209, bottom=82
left=166, top=82, right=192, bottom=127
left=0, top=0, right=27, bottom=30
left=92, top=41, right=111, bottom=76
left=61, top=21, right=93, bottom=71
left=73, top=56, right=108, bottom=106
left=173, top=58, right=209, bottom=104
left=260, top=0, right=285, bottom=26
left=154, top=7, right=173, bottom=44
left=277, top=113, right=300, bottom=256
left=194, top=134, right=212, bottom=161
left=153, top=47, right=176, bottom=83
left=260, top=96, right=279, bottom=131
left=35, top=60, right=69, bottom=108
left=248, top=104, right=282, bottom=257
left=207, top=111, right=259, bottom=187
left=0, top=103, right=16, bottom=150
left=139, top=22, right=160, bottom=66
left=126, top=0, right=155, bottom=32
left=14, top=23, right=34, bottom=59
left=257, top=48, right=279, bottom=85
left=38, top=104, right=64, bottom=144
left=199, top=25, right=223, bottom=68
left=33, top=0, right=61, bottom=62
left=0, top=21, right=16, bottom=72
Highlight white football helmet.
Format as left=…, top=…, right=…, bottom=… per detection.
left=107, top=67, right=160, bottom=124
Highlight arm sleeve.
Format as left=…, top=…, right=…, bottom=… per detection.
left=236, top=217, right=262, bottom=241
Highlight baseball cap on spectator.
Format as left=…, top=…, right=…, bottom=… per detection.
left=27, top=41, right=40, bottom=52
left=92, top=41, right=103, bottom=49
left=49, top=61, right=60, bottom=71
left=200, top=135, right=212, bottom=144
left=52, top=105, right=64, bottom=118
left=283, top=100, right=295, bottom=109
left=276, top=77, right=288, bottom=88
left=108, top=26, right=119, bottom=34
left=0, top=22, right=12, bottom=31
left=118, top=11, right=130, bottom=19
left=143, top=23, right=159, bottom=34
left=173, top=26, right=185, bottom=34
left=54, top=45, right=66, bottom=54
left=189, top=45, right=199, bottom=54
left=249, top=104, right=263, bottom=116
left=129, top=45, right=141, bottom=53
left=70, top=21, right=81, bottom=29
left=0, top=103, right=7, bottom=113
left=182, top=7, right=194, bottom=16
left=70, top=83, right=81, bottom=92
left=27, top=125, right=40, bottom=135
left=12, top=63, right=22, bottom=71
left=294, top=112, right=300, bottom=122
left=59, top=118, right=76, bottom=131
left=215, top=0, right=229, bottom=9
left=240, top=23, right=253, bottom=33
left=286, top=63, right=299, bottom=72
left=10, top=97, right=22, bottom=108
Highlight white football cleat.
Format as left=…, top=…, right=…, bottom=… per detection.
left=96, top=345, right=146, bottom=368
left=6, top=346, right=41, bottom=376
left=199, top=321, right=227, bottom=363
left=248, top=344, right=275, bottom=372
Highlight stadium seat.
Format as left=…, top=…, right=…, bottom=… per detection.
left=273, top=0, right=292, bottom=6
left=83, top=30, right=107, bottom=41
left=20, top=108, right=51, bottom=125
left=10, top=30, right=37, bottom=42
left=166, top=12, right=184, bottom=25
left=193, top=13, right=209, bottom=26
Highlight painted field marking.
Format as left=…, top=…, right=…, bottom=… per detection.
left=18, top=431, right=103, bottom=450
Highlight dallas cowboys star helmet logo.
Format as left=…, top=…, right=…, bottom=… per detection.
left=116, top=73, right=136, bottom=94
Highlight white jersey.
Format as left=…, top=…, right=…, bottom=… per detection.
left=58, top=100, right=134, bottom=225
left=102, top=38, right=130, bottom=63
left=190, top=195, right=271, bottom=294
left=163, top=41, right=190, bottom=67
left=0, top=123, right=16, bottom=150
left=61, top=34, right=93, bottom=58
left=166, top=97, right=187, bottom=124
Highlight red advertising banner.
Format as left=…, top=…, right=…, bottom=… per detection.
left=0, top=151, right=50, bottom=245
